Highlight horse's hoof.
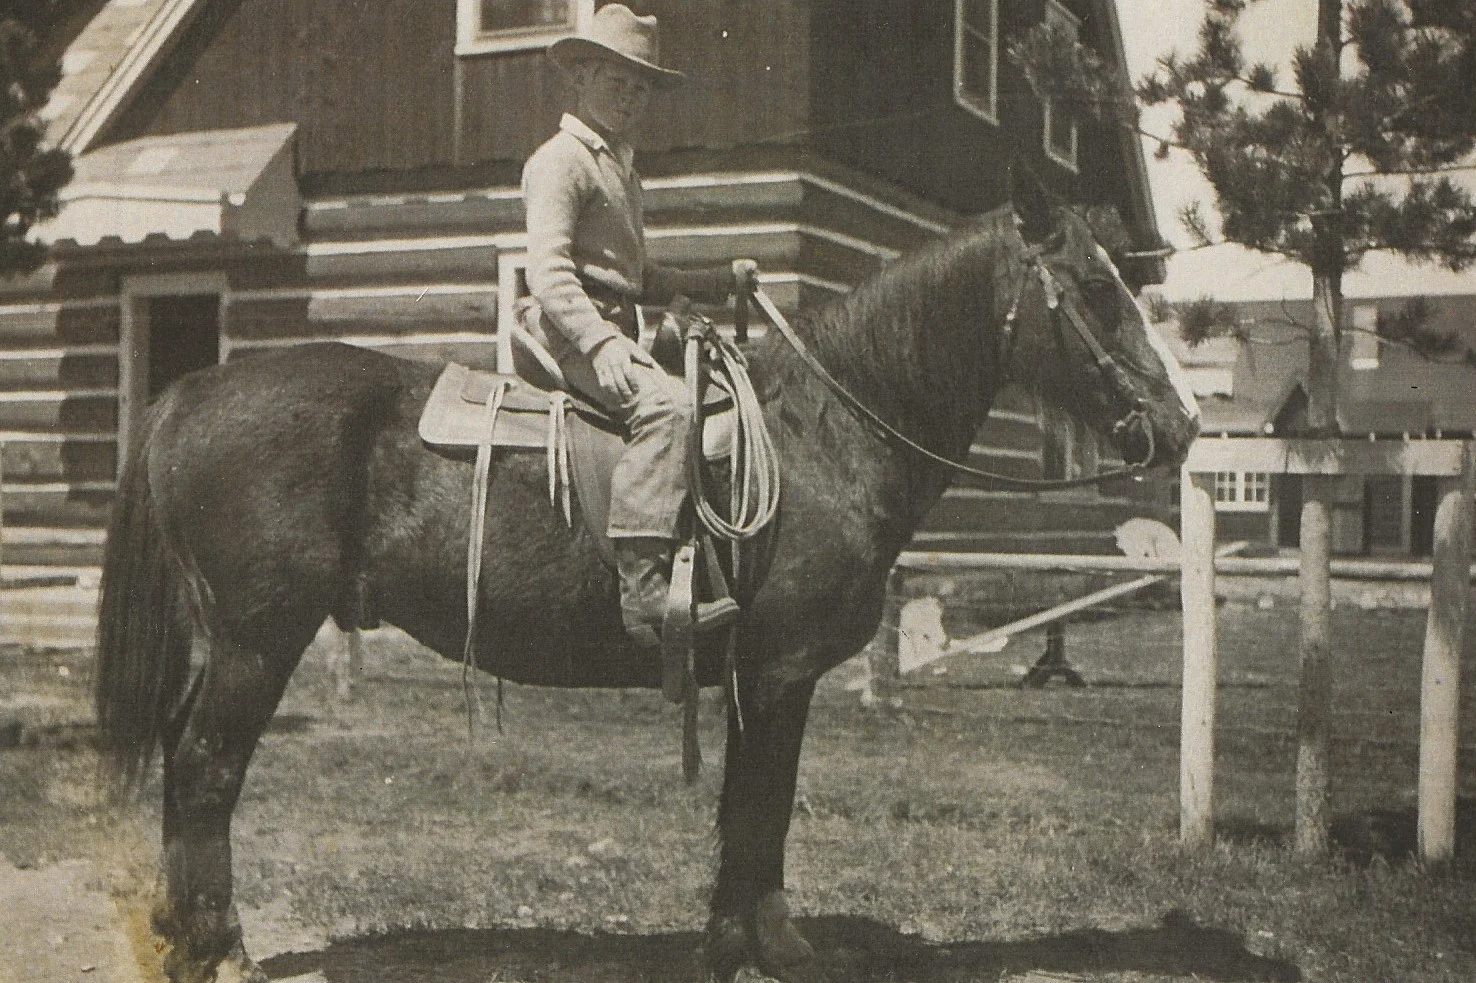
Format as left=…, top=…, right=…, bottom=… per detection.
left=208, top=942, right=268, bottom=983
left=754, top=892, right=827, bottom=983
left=705, top=912, right=751, bottom=982
left=160, top=939, right=265, bottom=983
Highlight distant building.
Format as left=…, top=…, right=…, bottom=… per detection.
left=1155, top=243, right=1476, bottom=557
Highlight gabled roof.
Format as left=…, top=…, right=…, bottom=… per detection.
left=42, top=0, right=211, bottom=154
left=1175, top=328, right=1476, bottom=438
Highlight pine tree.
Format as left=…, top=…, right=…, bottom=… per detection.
left=1013, top=0, right=1476, bottom=855
left=0, top=1, right=74, bottom=273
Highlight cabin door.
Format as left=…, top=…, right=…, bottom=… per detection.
left=118, top=273, right=226, bottom=475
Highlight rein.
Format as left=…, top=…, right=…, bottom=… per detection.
left=751, top=248, right=1155, bottom=491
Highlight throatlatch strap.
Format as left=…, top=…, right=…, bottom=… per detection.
left=461, top=379, right=511, bottom=732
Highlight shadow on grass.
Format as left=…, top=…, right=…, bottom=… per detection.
left=261, top=910, right=1299, bottom=982
left=1219, top=796, right=1476, bottom=864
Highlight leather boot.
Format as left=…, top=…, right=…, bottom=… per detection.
left=615, top=537, right=741, bottom=648
left=615, top=537, right=672, bottom=652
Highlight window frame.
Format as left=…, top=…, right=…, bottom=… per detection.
left=953, top=0, right=1000, bottom=125
left=456, top=0, right=594, bottom=57
left=1041, top=0, right=1080, bottom=172
left=1214, top=471, right=1271, bottom=513
left=1350, top=304, right=1380, bottom=370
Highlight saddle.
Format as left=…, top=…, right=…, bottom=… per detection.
left=417, top=314, right=746, bottom=742
left=417, top=357, right=736, bottom=562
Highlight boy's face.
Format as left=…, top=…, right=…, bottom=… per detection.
left=575, top=59, right=654, bottom=141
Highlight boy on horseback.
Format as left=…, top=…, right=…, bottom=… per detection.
left=522, top=4, right=747, bottom=669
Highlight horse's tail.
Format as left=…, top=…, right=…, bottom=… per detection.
left=93, top=395, right=194, bottom=794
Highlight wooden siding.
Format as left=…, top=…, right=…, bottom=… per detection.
left=106, top=0, right=460, bottom=174
left=808, top=0, right=1148, bottom=248
left=105, top=0, right=810, bottom=177
left=92, top=0, right=1153, bottom=265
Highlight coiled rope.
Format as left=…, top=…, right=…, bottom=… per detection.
left=684, top=318, right=781, bottom=544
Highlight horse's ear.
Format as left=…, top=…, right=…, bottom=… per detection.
left=1010, top=164, right=1055, bottom=244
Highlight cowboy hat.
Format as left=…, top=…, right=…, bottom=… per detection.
left=549, top=4, right=684, bottom=89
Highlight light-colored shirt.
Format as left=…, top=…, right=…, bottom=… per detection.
left=522, top=114, right=726, bottom=358
left=522, top=114, right=650, bottom=357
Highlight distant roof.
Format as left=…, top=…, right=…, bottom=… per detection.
left=1152, top=292, right=1476, bottom=438
left=42, top=0, right=213, bottom=154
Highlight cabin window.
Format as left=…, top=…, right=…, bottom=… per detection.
left=954, top=0, right=999, bottom=124
left=1042, top=0, right=1080, bottom=171
left=1215, top=471, right=1270, bottom=512
left=457, top=0, right=594, bottom=56
left=1350, top=304, right=1379, bottom=369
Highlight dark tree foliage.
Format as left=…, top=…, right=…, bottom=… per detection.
left=1015, top=1, right=1476, bottom=369
left=0, top=0, right=74, bottom=274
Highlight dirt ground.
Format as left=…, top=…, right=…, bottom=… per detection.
left=3, top=601, right=1473, bottom=982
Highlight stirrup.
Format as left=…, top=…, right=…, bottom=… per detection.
left=659, top=543, right=739, bottom=702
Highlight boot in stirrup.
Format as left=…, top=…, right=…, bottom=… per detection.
left=615, top=538, right=740, bottom=697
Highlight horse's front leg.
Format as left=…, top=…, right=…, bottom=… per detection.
left=707, top=670, right=823, bottom=983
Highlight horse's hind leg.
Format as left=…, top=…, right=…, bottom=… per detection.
left=153, top=629, right=309, bottom=983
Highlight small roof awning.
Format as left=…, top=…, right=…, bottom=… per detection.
left=40, top=123, right=299, bottom=249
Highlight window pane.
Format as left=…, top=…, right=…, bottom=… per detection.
left=963, top=0, right=995, bottom=35
left=481, top=0, right=571, bottom=33
left=1047, top=104, right=1075, bottom=159
left=960, top=34, right=994, bottom=106
left=1042, top=1, right=1078, bottom=164
left=1214, top=472, right=1237, bottom=502
left=1246, top=472, right=1269, bottom=503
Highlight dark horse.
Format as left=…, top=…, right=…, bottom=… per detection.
left=94, top=204, right=1199, bottom=983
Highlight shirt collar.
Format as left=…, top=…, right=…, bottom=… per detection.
left=560, top=113, right=635, bottom=173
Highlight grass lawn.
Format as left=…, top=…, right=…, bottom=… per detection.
left=2, top=599, right=1473, bottom=982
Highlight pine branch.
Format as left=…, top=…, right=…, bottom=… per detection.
left=1345, top=163, right=1476, bottom=178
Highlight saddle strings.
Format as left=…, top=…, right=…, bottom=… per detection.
left=462, top=379, right=512, bottom=735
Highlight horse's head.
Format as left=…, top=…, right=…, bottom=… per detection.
left=1001, top=206, right=1199, bottom=471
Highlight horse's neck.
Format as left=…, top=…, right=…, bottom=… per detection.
left=764, top=230, right=1006, bottom=537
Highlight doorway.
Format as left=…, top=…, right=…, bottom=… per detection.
left=118, top=274, right=227, bottom=473
left=145, top=294, right=221, bottom=397
left=1275, top=473, right=1303, bottom=548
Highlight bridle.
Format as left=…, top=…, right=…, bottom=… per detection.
left=996, top=243, right=1155, bottom=481
left=757, top=234, right=1156, bottom=491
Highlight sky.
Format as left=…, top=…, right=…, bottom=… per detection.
left=1112, top=1, right=1475, bottom=301
left=1116, top=0, right=1318, bottom=250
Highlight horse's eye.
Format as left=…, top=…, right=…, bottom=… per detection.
left=1082, top=279, right=1122, bottom=330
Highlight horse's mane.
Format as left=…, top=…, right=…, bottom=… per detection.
left=758, top=204, right=1021, bottom=424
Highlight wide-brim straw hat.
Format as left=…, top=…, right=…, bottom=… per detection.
left=550, top=4, right=684, bottom=89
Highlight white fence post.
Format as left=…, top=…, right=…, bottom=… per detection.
left=1179, top=465, right=1218, bottom=849
left=1418, top=442, right=1473, bottom=862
